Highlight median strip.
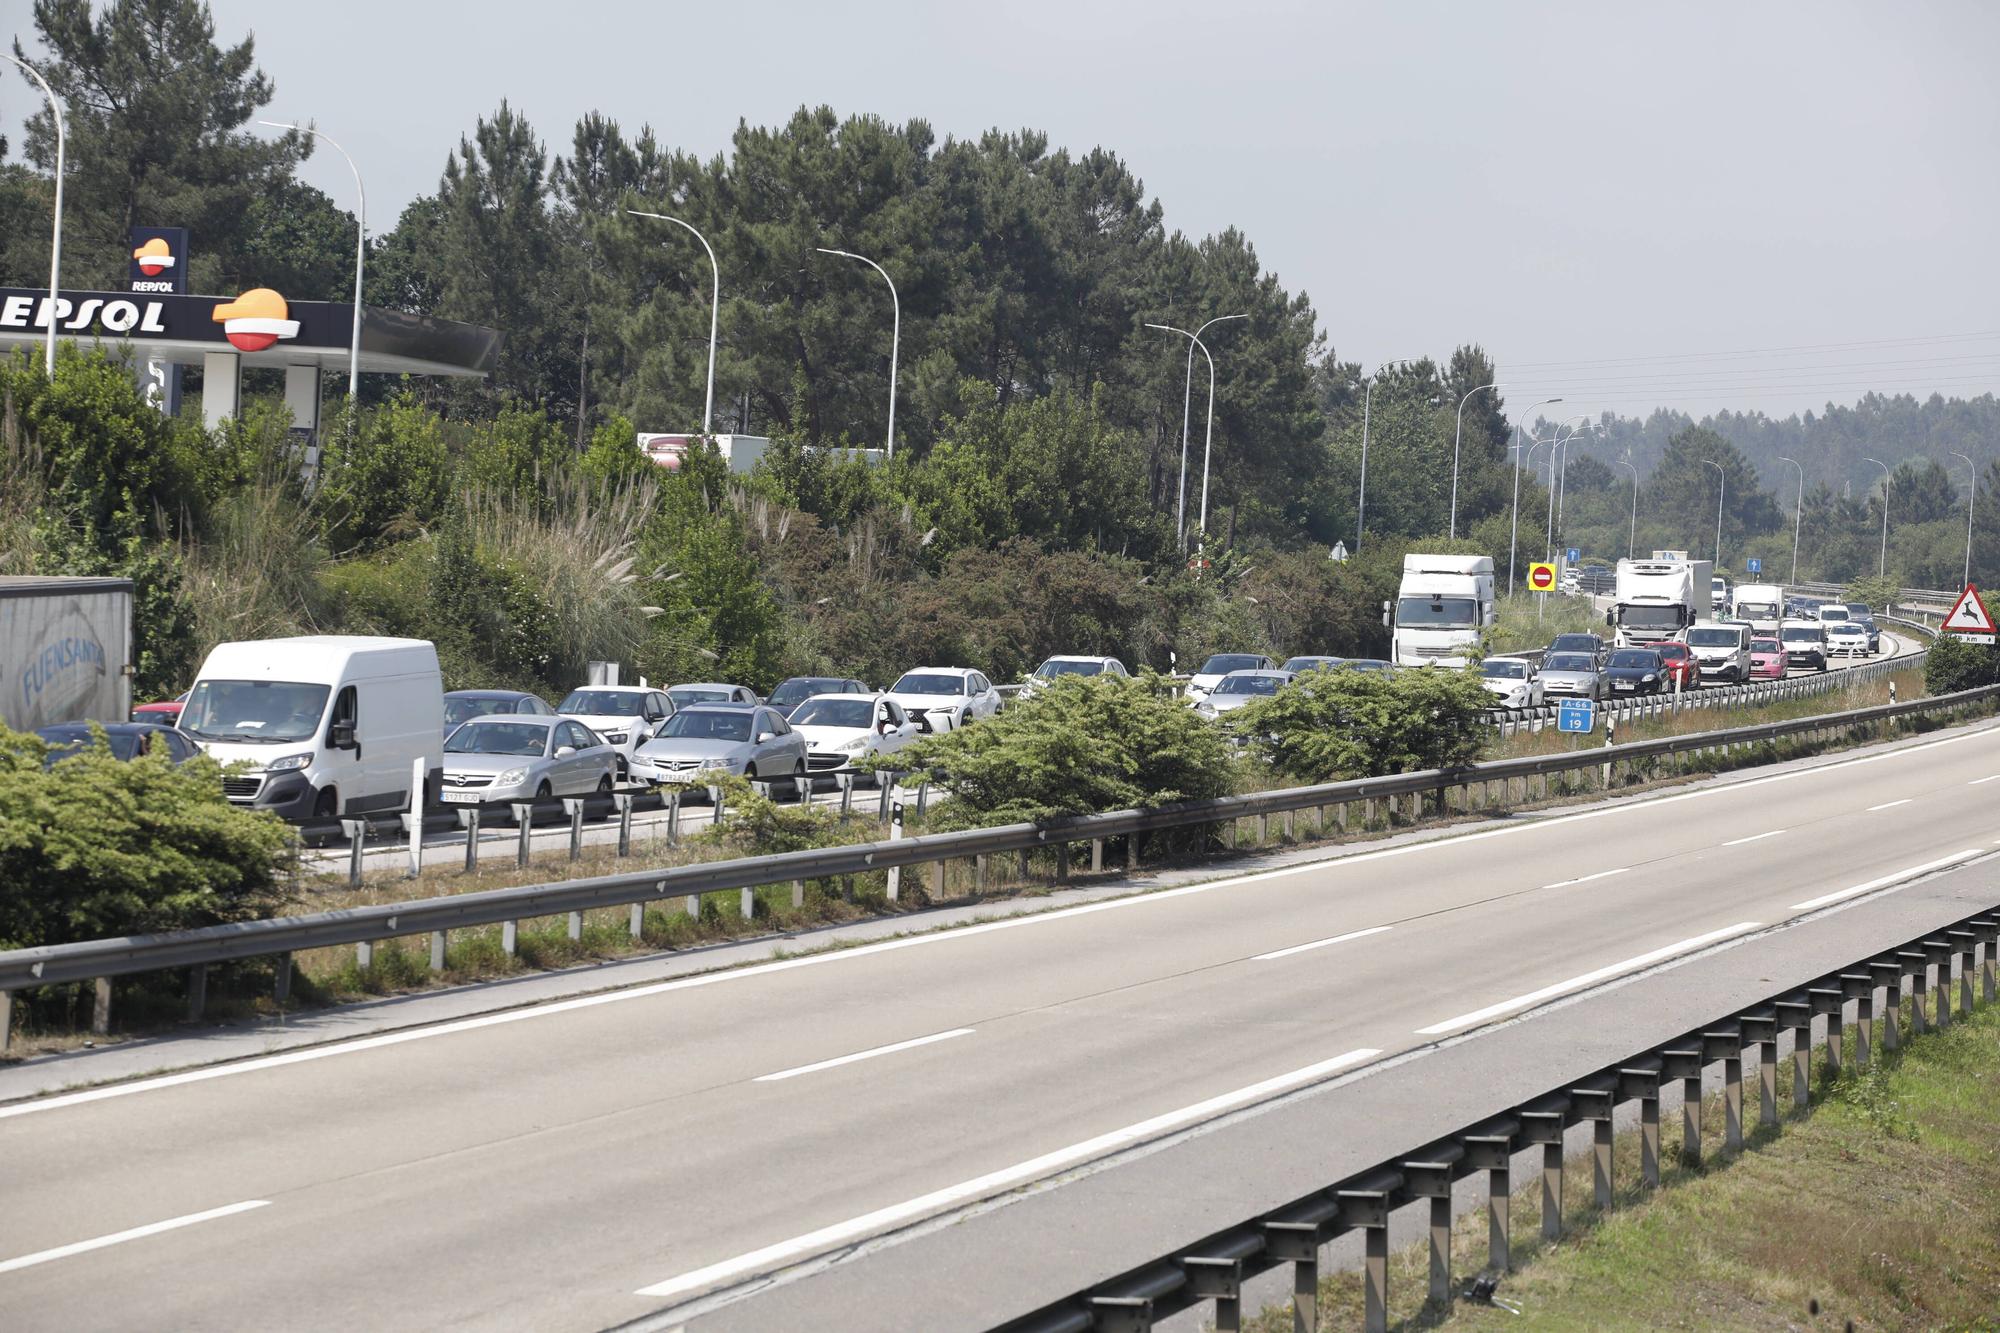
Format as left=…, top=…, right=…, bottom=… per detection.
left=0, top=1200, right=269, bottom=1275
left=753, top=1028, right=975, bottom=1083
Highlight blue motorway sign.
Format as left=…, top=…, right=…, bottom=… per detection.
left=1746, top=557, right=1762, bottom=575
left=1566, top=547, right=1580, bottom=564
left=1557, top=698, right=1597, bottom=734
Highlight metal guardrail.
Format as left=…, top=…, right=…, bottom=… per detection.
left=996, top=904, right=2000, bottom=1333
left=2, top=681, right=1995, bottom=1051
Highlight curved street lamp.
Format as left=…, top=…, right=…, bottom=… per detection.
left=1505, top=396, right=1562, bottom=592
left=6, top=54, right=65, bottom=376
left=1949, top=451, right=1976, bottom=589
left=1861, top=457, right=1891, bottom=578
left=1449, top=381, right=1501, bottom=539
left=1162, top=314, right=1247, bottom=551
left=1775, top=456, right=1804, bottom=585
left=261, top=121, right=364, bottom=400
left=630, top=210, right=720, bottom=436
left=816, top=247, right=899, bottom=459
left=1701, top=459, right=1726, bottom=567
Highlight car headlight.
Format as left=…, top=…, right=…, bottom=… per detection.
left=265, top=752, right=311, bottom=774
left=495, top=767, right=529, bottom=786
left=841, top=737, right=869, bottom=752
left=1197, top=703, right=1217, bottom=718
left=1642, top=674, right=1657, bottom=682
left=603, top=731, right=628, bottom=745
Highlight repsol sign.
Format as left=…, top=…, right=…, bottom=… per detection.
left=0, top=294, right=168, bottom=335
left=0, top=286, right=351, bottom=352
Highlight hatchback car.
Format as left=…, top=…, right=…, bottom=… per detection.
left=557, top=685, right=676, bottom=773
left=1195, top=669, right=1296, bottom=718
left=36, top=721, right=200, bottom=766
left=766, top=676, right=870, bottom=718
left=1825, top=621, right=1871, bottom=658
left=1546, top=632, right=1608, bottom=664
left=789, top=693, right=922, bottom=782
left=131, top=689, right=190, bottom=726
left=1478, top=657, right=1544, bottom=709
left=441, top=715, right=617, bottom=812
left=628, top=705, right=809, bottom=795
left=1539, top=652, right=1604, bottom=700
left=1653, top=641, right=1700, bottom=691
left=1749, top=637, right=1788, bottom=681
left=666, top=682, right=761, bottom=710
left=1603, top=648, right=1667, bottom=695
left=884, top=667, right=1003, bottom=732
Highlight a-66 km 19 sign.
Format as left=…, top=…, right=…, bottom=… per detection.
left=1527, top=561, right=1558, bottom=592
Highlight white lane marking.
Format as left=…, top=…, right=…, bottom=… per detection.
left=11, top=721, right=1998, bottom=1118
left=1866, top=799, right=1913, bottom=811
left=1540, top=867, right=1629, bottom=889
left=632, top=1047, right=1380, bottom=1300
left=1724, top=829, right=1786, bottom=846
left=1789, top=849, right=1986, bottom=911
left=1970, top=775, right=2000, bottom=785
left=753, top=1028, right=974, bottom=1083
left=0, top=1200, right=268, bottom=1275
left=1252, top=925, right=1392, bottom=962
left=1414, top=923, right=1763, bottom=1036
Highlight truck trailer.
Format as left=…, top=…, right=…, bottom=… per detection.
left=1607, top=557, right=1712, bottom=647
left=0, top=575, right=135, bottom=730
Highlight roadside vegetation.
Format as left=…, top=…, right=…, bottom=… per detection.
left=1485, top=589, right=1607, bottom=656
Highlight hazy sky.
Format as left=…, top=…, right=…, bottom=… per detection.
left=16, top=1, right=2000, bottom=421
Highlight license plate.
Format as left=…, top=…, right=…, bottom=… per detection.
left=1614, top=683, right=1634, bottom=691
left=441, top=790, right=483, bottom=804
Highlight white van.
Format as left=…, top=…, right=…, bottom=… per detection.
left=178, top=636, right=444, bottom=821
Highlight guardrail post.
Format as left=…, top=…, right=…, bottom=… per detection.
left=1810, top=988, right=1845, bottom=1079
left=343, top=818, right=367, bottom=887
left=1183, top=1256, right=1243, bottom=1332
left=1571, top=1088, right=1615, bottom=1209
left=1403, top=1162, right=1454, bottom=1305
left=1520, top=1110, right=1565, bottom=1239
left=567, top=909, right=583, bottom=942
left=1974, top=919, right=1999, bottom=1002
left=1620, top=1068, right=1662, bottom=1188
left=712, top=783, right=727, bottom=827
left=877, top=776, right=893, bottom=822
left=1056, top=841, right=1071, bottom=883
left=1842, top=973, right=1874, bottom=1069
left=1925, top=939, right=1954, bottom=1028
left=837, top=772, right=854, bottom=817
left=186, top=965, right=206, bottom=1023
left=791, top=878, right=805, bottom=910
left=1708, top=1029, right=1744, bottom=1151
left=1126, top=833, right=1139, bottom=870
left=513, top=804, right=534, bottom=867
left=1742, top=1012, right=1779, bottom=1128
left=886, top=801, right=904, bottom=902
left=564, top=798, right=585, bottom=861
left=665, top=789, right=682, bottom=846
left=975, top=853, right=990, bottom=891
left=1338, top=1190, right=1392, bottom=1333
left=684, top=893, right=700, bottom=921
left=1776, top=1000, right=1812, bottom=1110
left=914, top=779, right=930, bottom=820
left=91, top=976, right=112, bottom=1035
left=1018, top=848, right=1031, bottom=880
left=459, top=808, right=481, bottom=873
left=274, top=953, right=292, bottom=1005
left=1260, top=1221, right=1319, bottom=1333
left=615, top=794, right=633, bottom=858
left=1462, top=1134, right=1512, bottom=1272
left=430, top=930, right=446, bottom=971
left=1900, top=949, right=1929, bottom=1034
left=1672, top=1044, right=1712, bottom=1165
left=1874, top=960, right=1904, bottom=1050
left=0, top=989, right=12, bottom=1052
left=629, top=894, right=648, bottom=940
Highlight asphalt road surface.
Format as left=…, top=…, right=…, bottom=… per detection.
left=3, top=711, right=1996, bottom=1331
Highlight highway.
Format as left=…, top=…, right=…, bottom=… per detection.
left=3, top=710, right=1996, bottom=1330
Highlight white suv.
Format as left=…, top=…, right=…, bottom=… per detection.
left=884, top=667, right=1003, bottom=733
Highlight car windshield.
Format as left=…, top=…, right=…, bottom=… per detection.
left=1608, top=651, right=1658, bottom=670
left=1217, top=674, right=1282, bottom=696
left=1344, top=660, right=1393, bottom=672
left=445, top=695, right=520, bottom=728
left=768, top=678, right=843, bottom=708
left=1282, top=657, right=1341, bottom=672
left=1396, top=596, right=1479, bottom=628
left=1687, top=628, right=1740, bottom=647
left=445, top=721, right=550, bottom=756
left=893, top=673, right=966, bottom=696
left=1199, top=654, right=1264, bottom=675
left=1549, top=635, right=1599, bottom=653
left=660, top=710, right=751, bottom=742
left=791, top=698, right=874, bottom=728
left=37, top=727, right=142, bottom=760
left=180, top=679, right=330, bottom=743
left=1619, top=606, right=1684, bottom=628
left=667, top=687, right=733, bottom=706
left=1545, top=654, right=1597, bottom=672
left=1482, top=661, right=1528, bottom=679
left=1830, top=623, right=1863, bottom=635
left=1782, top=627, right=1820, bottom=642
left=1035, top=659, right=1105, bottom=679
left=559, top=689, right=644, bottom=716
left=1751, top=639, right=1782, bottom=653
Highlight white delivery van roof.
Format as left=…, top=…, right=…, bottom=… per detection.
left=195, top=636, right=440, bottom=685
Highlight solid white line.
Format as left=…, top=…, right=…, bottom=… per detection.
left=632, top=1047, right=1380, bottom=1300
left=753, top=1029, right=974, bottom=1083
left=1414, top=922, right=1763, bottom=1036
left=1971, top=775, right=2000, bottom=785
left=1724, top=829, right=1786, bottom=846
left=1789, top=849, right=1986, bottom=911
left=1540, top=867, right=1629, bottom=889
left=0, top=1201, right=268, bottom=1275
left=1252, top=925, right=1392, bottom=962
left=11, top=719, right=1998, bottom=1118
left=1866, top=799, right=1913, bottom=811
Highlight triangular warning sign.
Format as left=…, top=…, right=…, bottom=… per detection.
left=1942, top=584, right=1996, bottom=639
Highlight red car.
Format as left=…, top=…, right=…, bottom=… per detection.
left=131, top=690, right=189, bottom=726
left=1749, top=637, right=1788, bottom=680
left=1655, top=641, right=1700, bottom=692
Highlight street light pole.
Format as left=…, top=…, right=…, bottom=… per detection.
left=1146, top=324, right=1212, bottom=549
left=1506, top=396, right=1562, bottom=592
left=1702, top=459, right=1726, bottom=567
left=1862, top=456, right=1891, bottom=578
left=1359, top=357, right=1414, bottom=555
left=1613, top=458, right=1639, bottom=559
left=1776, top=456, right=1804, bottom=585
left=6, top=54, right=64, bottom=376
left=1950, top=451, right=1976, bottom=588
left=1554, top=417, right=1594, bottom=546
left=261, top=121, right=363, bottom=400
left=1180, top=315, right=1248, bottom=551
left=1449, top=381, right=1501, bottom=540
left=816, top=247, right=899, bottom=459
left=630, top=211, right=720, bottom=435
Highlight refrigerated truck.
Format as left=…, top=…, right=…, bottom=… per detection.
left=0, top=575, right=134, bottom=729
left=1391, top=555, right=1495, bottom=666
left=1607, top=557, right=1711, bottom=647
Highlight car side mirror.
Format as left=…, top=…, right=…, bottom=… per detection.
left=757, top=731, right=774, bottom=744
left=555, top=744, right=577, bottom=757
left=329, top=721, right=356, bottom=750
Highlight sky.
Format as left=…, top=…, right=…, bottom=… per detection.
left=13, top=0, right=2000, bottom=422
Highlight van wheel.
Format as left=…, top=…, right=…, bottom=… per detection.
left=314, top=787, right=338, bottom=820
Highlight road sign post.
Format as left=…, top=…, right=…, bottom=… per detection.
left=1565, top=547, right=1580, bottom=566
left=1746, top=557, right=1762, bottom=575
left=1942, top=585, right=1996, bottom=644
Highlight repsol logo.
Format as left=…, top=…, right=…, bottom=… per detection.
left=21, top=635, right=105, bottom=711
left=0, top=295, right=168, bottom=334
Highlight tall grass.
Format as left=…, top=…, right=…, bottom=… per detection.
left=0, top=394, right=49, bottom=574
left=180, top=467, right=331, bottom=655
left=1488, top=590, right=1606, bottom=654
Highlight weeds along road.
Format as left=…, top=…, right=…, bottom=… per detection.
left=2, top=710, right=1996, bottom=1331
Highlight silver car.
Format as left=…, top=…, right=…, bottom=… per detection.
left=1539, top=652, right=1604, bottom=701
left=1195, top=669, right=1296, bottom=718
left=439, top=715, right=617, bottom=812
left=666, top=682, right=761, bottom=709
left=628, top=705, right=810, bottom=796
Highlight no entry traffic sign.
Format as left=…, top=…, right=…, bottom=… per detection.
left=1528, top=562, right=1557, bottom=593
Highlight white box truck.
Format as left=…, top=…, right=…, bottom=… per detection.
left=177, top=636, right=443, bottom=821
left=1607, top=557, right=1712, bottom=647
left=1732, top=584, right=1785, bottom=634
left=0, top=575, right=134, bottom=729
left=1392, top=555, right=1495, bottom=666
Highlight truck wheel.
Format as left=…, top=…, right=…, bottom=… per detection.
left=314, top=787, right=338, bottom=820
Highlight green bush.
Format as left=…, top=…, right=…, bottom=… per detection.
left=1229, top=664, right=1492, bottom=783
left=1924, top=636, right=2000, bottom=695
left=888, top=673, right=1231, bottom=828
left=0, top=726, right=296, bottom=950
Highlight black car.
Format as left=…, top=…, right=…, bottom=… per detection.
left=766, top=675, right=871, bottom=718
left=35, top=721, right=200, bottom=767
left=444, top=689, right=555, bottom=734
left=1603, top=648, right=1666, bottom=696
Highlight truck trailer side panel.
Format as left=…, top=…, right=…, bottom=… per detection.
left=0, top=576, right=135, bottom=729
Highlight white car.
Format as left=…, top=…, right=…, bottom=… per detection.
left=1186, top=653, right=1275, bottom=705
left=555, top=685, right=676, bottom=774
left=884, top=667, right=1002, bottom=733
left=1825, top=621, right=1871, bottom=658
left=789, top=693, right=922, bottom=782
left=1479, top=656, right=1545, bottom=709
left=1020, top=655, right=1129, bottom=698
left=666, top=681, right=760, bottom=709
left=1196, top=669, right=1295, bottom=718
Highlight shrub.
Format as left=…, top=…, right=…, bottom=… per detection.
left=0, top=726, right=296, bottom=951
left=886, top=673, right=1231, bottom=829
left=1228, top=664, right=1492, bottom=783
left=1924, top=636, right=2000, bottom=695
